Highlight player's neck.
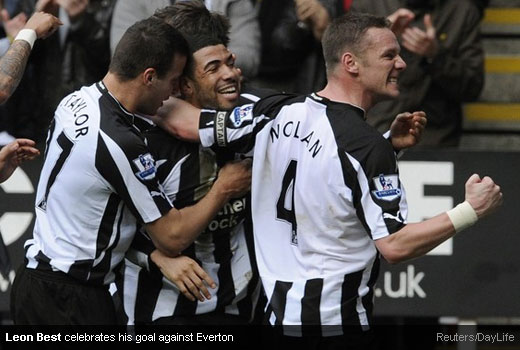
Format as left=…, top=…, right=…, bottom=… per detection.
left=102, top=73, right=141, bottom=114
left=318, top=79, right=369, bottom=113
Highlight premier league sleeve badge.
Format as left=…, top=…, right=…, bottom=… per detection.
left=372, top=173, right=401, bottom=201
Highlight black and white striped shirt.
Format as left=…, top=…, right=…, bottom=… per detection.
left=118, top=92, right=263, bottom=324
left=199, top=93, right=408, bottom=335
left=25, top=82, right=173, bottom=285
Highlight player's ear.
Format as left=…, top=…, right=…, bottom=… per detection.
left=342, top=52, right=359, bottom=74
left=180, top=76, right=194, bottom=99
left=143, top=68, right=156, bottom=86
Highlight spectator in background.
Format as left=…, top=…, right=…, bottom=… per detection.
left=253, top=0, right=344, bottom=94
left=110, top=0, right=260, bottom=80
left=351, top=0, right=485, bottom=147
left=2, top=0, right=115, bottom=142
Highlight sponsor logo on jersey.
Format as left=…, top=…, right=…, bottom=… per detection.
left=206, top=197, right=246, bottom=233
left=232, top=104, right=253, bottom=127
left=133, top=153, right=156, bottom=181
left=372, top=174, right=401, bottom=201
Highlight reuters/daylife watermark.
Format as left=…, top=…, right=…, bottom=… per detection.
left=437, top=332, right=516, bottom=344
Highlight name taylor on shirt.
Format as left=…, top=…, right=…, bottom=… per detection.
left=269, top=120, right=323, bottom=158
left=63, top=94, right=90, bottom=139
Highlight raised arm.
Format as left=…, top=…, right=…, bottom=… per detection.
left=155, top=94, right=284, bottom=153
left=0, top=11, right=61, bottom=104
left=375, top=174, right=502, bottom=263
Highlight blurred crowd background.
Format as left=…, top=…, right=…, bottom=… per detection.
left=0, top=0, right=518, bottom=152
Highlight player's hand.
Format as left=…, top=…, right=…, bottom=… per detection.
left=401, top=14, right=438, bottom=58
left=24, top=11, right=62, bottom=39
left=389, top=111, right=427, bottom=150
left=0, top=138, right=40, bottom=183
left=214, top=159, right=252, bottom=200
left=387, top=8, right=414, bottom=37
left=151, top=250, right=216, bottom=302
left=465, top=174, right=503, bottom=218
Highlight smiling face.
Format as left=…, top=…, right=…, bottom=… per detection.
left=357, top=27, right=406, bottom=104
left=182, top=44, right=241, bottom=110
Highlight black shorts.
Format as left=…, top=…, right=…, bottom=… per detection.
left=10, top=264, right=116, bottom=325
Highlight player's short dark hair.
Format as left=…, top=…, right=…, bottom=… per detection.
left=322, top=12, right=390, bottom=73
left=109, top=17, right=189, bottom=81
left=153, top=0, right=230, bottom=76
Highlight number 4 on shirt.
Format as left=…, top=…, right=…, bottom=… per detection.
left=276, top=160, right=298, bottom=245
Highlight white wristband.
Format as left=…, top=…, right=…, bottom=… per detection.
left=446, top=201, right=478, bottom=233
left=14, top=29, right=37, bottom=49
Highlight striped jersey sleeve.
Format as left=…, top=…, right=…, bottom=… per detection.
left=199, top=93, right=303, bottom=154
left=325, top=101, right=407, bottom=239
